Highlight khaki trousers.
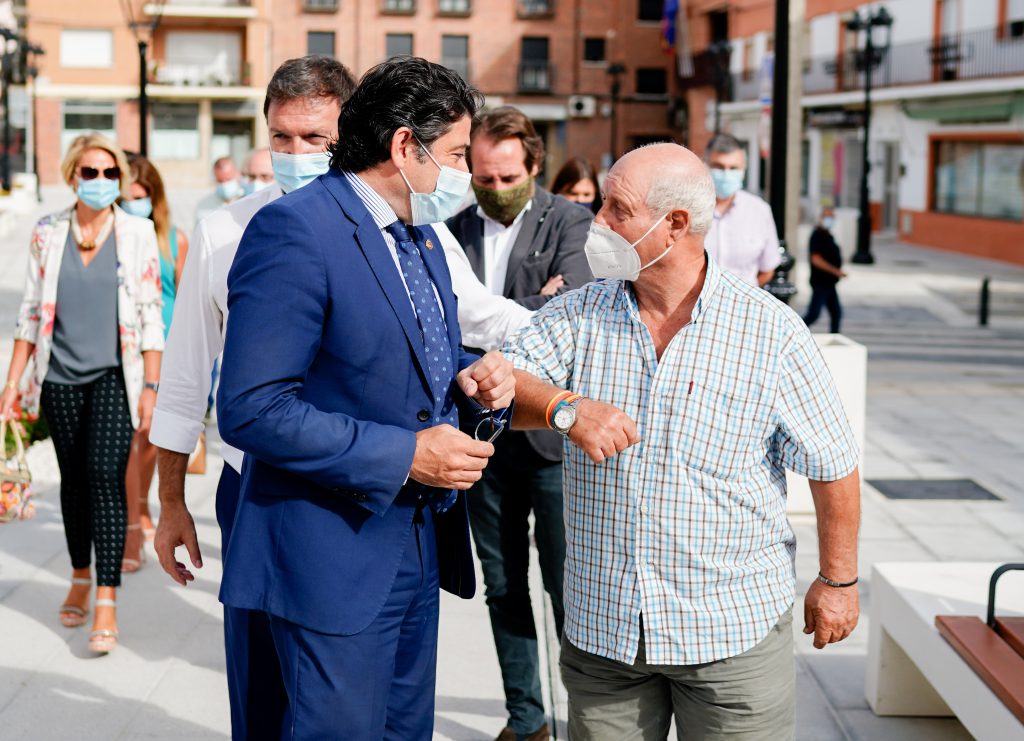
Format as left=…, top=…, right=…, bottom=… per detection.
left=560, top=611, right=796, bottom=740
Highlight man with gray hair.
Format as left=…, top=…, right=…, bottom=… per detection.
left=704, top=133, right=781, bottom=286
left=503, top=143, right=861, bottom=738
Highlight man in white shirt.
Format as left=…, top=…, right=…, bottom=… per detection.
left=151, top=57, right=532, bottom=740
left=240, top=147, right=275, bottom=196
left=704, top=133, right=781, bottom=286
left=194, top=156, right=243, bottom=226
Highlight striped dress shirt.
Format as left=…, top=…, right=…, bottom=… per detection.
left=503, top=256, right=858, bottom=665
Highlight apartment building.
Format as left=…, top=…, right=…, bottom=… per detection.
left=28, top=0, right=272, bottom=188
left=679, top=0, right=1024, bottom=264
left=273, top=0, right=680, bottom=179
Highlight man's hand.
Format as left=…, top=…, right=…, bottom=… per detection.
left=409, top=424, right=494, bottom=489
left=803, top=580, right=859, bottom=649
left=540, top=274, right=565, bottom=296
left=567, top=398, right=640, bottom=463
left=154, top=501, right=203, bottom=586
left=457, top=351, right=515, bottom=410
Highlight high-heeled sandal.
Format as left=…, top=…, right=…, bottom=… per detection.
left=59, top=577, right=92, bottom=628
left=121, top=523, right=147, bottom=573
left=139, top=510, right=156, bottom=542
left=88, top=598, right=119, bottom=654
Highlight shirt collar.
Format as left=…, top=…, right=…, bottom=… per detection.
left=476, top=198, right=533, bottom=230
left=344, top=171, right=399, bottom=230
left=618, top=251, right=721, bottom=324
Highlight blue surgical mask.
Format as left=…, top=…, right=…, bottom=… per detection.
left=121, top=197, right=153, bottom=219
left=822, top=216, right=835, bottom=230
left=78, top=178, right=121, bottom=210
left=216, top=179, right=242, bottom=201
left=398, top=135, right=472, bottom=226
left=710, top=168, right=745, bottom=199
left=271, top=151, right=331, bottom=193
left=243, top=178, right=274, bottom=196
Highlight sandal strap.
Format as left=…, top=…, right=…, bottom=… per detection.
left=126, top=523, right=142, bottom=531
left=59, top=605, right=87, bottom=616
left=94, top=599, right=117, bottom=608
left=71, top=577, right=92, bottom=586
left=89, top=629, right=118, bottom=639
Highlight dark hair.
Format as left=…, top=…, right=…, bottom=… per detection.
left=263, top=55, right=358, bottom=118
left=471, top=106, right=545, bottom=173
left=330, top=56, right=483, bottom=174
left=705, top=133, right=745, bottom=159
left=549, top=156, right=602, bottom=211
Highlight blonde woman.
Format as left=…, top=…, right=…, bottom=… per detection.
left=120, top=153, right=189, bottom=571
left=0, top=133, right=164, bottom=654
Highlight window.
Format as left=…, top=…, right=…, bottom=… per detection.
left=442, top=35, right=469, bottom=81
left=583, top=37, right=606, bottom=63
left=385, top=33, right=413, bottom=58
left=308, top=31, right=336, bottom=57
left=638, top=0, right=662, bottom=22
left=161, top=31, right=242, bottom=86
left=1008, top=0, right=1024, bottom=37
left=303, top=0, right=339, bottom=10
left=519, top=36, right=551, bottom=92
left=518, top=0, right=553, bottom=16
left=635, top=67, right=667, bottom=95
left=60, top=30, right=113, bottom=69
left=151, top=103, right=201, bottom=161
left=439, top=0, right=470, bottom=14
left=709, top=9, right=729, bottom=43
left=934, top=139, right=1024, bottom=221
left=382, top=0, right=415, bottom=13
left=62, top=100, right=115, bottom=154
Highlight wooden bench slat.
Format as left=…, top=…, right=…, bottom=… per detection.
left=935, top=615, right=1024, bottom=726
left=995, top=617, right=1024, bottom=660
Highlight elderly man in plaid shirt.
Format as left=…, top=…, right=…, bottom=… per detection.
left=503, top=143, right=860, bottom=740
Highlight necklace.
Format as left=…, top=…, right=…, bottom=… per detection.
left=71, top=210, right=114, bottom=251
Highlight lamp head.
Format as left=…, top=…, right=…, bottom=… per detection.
left=873, top=7, right=894, bottom=28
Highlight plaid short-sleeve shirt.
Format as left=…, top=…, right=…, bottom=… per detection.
left=503, top=256, right=858, bottom=665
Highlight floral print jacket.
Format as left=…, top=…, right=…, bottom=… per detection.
left=14, top=205, right=165, bottom=429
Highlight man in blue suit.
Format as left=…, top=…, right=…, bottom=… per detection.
left=216, top=57, right=515, bottom=740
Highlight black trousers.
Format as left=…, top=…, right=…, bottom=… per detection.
left=41, top=369, right=133, bottom=588
left=803, top=281, right=842, bottom=334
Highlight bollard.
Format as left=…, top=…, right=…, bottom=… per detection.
left=979, top=277, right=990, bottom=327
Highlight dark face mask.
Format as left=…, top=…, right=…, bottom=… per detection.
left=473, top=177, right=534, bottom=224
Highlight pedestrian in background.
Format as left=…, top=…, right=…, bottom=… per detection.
left=803, top=206, right=846, bottom=334
left=0, top=133, right=164, bottom=654
left=194, top=156, right=241, bottom=225
left=703, top=133, right=781, bottom=286
left=446, top=106, right=593, bottom=741
left=240, top=147, right=274, bottom=195
left=550, top=156, right=602, bottom=214
left=119, top=152, right=189, bottom=571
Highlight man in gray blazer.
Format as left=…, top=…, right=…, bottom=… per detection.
left=446, top=106, right=592, bottom=741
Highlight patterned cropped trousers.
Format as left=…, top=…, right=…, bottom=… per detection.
left=41, top=369, right=133, bottom=588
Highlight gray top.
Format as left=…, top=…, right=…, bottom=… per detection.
left=46, top=230, right=120, bottom=385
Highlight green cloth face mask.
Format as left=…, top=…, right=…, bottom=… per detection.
left=473, top=177, right=534, bottom=225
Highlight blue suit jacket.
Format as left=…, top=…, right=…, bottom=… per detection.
left=217, top=169, right=478, bottom=636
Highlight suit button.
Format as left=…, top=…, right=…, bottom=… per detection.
left=417, top=409, right=430, bottom=422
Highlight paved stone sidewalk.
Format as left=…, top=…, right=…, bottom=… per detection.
left=1, top=190, right=1021, bottom=739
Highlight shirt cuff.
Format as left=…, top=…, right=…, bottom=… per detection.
left=149, top=406, right=205, bottom=455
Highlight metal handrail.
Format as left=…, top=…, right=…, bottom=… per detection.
left=986, top=563, right=1024, bottom=629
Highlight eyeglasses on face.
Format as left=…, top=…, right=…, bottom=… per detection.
left=79, top=166, right=121, bottom=181
left=474, top=407, right=511, bottom=444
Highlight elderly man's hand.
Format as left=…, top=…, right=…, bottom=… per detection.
left=154, top=501, right=203, bottom=587
left=457, top=351, right=515, bottom=410
left=803, top=580, right=859, bottom=649
left=568, top=398, right=640, bottom=463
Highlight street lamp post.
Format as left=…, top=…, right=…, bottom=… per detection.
left=137, top=38, right=149, bottom=155
left=846, top=6, right=893, bottom=265
left=123, top=1, right=165, bottom=157
left=606, top=62, right=626, bottom=165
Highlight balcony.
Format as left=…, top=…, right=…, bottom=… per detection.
left=438, top=0, right=470, bottom=16
left=381, top=0, right=415, bottom=14
left=155, top=58, right=244, bottom=87
left=518, top=61, right=553, bottom=93
left=517, top=0, right=553, bottom=19
left=708, top=25, right=1024, bottom=103
left=145, top=0, right=257, bottom=20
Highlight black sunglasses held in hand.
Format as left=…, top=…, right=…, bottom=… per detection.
left=79, top=166, right=120, bottom=181
left=474, top=407, right=511, bottom=444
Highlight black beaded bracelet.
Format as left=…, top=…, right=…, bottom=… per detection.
left=817, top=572, right=858, bottom=588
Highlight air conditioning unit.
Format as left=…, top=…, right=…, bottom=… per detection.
left=567, top=95, right=597, bottom=118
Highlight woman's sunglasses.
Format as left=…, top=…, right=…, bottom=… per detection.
left=79, top=166, right=120, bottom=181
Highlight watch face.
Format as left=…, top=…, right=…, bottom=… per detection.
left=553, top=406, right=574, bottom=432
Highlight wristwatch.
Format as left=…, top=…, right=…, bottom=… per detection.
left=143, top=381, right=160, bottom=393
left=551, top=396, right=583, bottom=437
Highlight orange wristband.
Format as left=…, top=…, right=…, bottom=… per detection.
left=544, top=391, right=573, bottom=429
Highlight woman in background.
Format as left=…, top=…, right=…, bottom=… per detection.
left=0, top=134, right=163, bottom=653
left=120, top=153, right=189, bottom=571
left=549, top=156, right=602, bottom=214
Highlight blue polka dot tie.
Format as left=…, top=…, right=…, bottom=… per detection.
left=387, top=220, right=459, bottom=513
